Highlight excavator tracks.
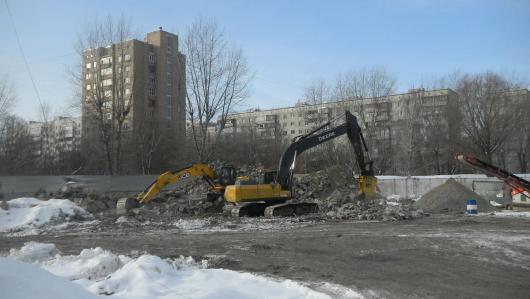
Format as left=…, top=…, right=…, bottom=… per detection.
left=226, top=202, right=319, bottom=217
left=264, top=202, right=319, bottom=217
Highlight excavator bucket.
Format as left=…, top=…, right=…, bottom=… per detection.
left=358, top=176, right=378, bottom=199
left=116, top=197, right=141, bottom=215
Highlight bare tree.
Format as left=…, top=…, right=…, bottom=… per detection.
left=75, top=15, right=135, bottom=174
left=185, top=18, right=251, bottom=162
left=0, top=116, right=35, bottom=175
left=507, top=89, right=530, bottom=172
left=136, top=114, right=163, bottom=174
left=332, top=67, right=396, bottom=173
left=0, top=76, right=15, bottom=120
left=455, top=72, right=519, bottom=164
left=299, top=78, right=333, bottom=127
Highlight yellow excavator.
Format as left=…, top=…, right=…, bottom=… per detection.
left=224, top=110, right=377, bottom=217
left=117, top=110, right=376, bottom=217
left=116, top=163, right=236, bottom=215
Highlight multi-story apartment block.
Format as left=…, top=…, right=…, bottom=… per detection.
left=221, top=87, right=530, bottom=174
left=48, top=117, right=81, bottom=162
left=28, top=121, right=44, bottom=157
left=81, top=27, right=186, bottom=172
left=221, top=89, right=460, bottom=174
left=28, top=116, right=81, bottom=165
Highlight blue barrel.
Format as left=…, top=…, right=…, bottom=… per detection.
left=467, top=199, right=478, bottom=215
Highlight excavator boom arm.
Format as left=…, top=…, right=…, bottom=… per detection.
left=137, top=163, right=217, bottom=204
left=276, top=111, right=373, bottom=189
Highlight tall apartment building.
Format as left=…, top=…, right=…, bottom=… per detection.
left=81, top=28, right=186, bottom=172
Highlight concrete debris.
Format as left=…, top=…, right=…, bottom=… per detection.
left=37, top=164, right=425, bottom=222
left=292, top=169, right=424, bottom=221
left=321, top=192, right=423, bottom=221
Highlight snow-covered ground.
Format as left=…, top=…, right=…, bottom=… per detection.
left=0, top=198, right=93, bottom=235
left=492, top=210, right=530, bottom=218
left=1, top=242, right=362, bottom=299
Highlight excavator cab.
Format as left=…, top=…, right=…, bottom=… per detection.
left=260, top=170, right=277, bottom=184
left=217, top=166, right=237, bottom=186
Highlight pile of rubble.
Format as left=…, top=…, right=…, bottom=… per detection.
left=127, top=192, right=225, bottom=221
left=31, top=164, right=425, bottom=222
left=292, top=168, right=424, bottom=221
left=53, top=184, right=118, bottom=215
left=320, top=190, right=423, bottom=221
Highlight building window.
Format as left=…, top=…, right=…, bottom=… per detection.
left=102, top=79, right=112, bottom=86
left=291, top=130, right=295, bottom=134
left=125, top=66, right=131, bottom=72
left=148, top=87, right=156, bottom=97
left=101, top=57, right=112, bottom=64
left=101, top=67, right=112, bottom=76
left=104, top=90, right=112, bottom=97
left=125, top=77, right=130, bottom=84
left=86, top=63, right=92, bottom=69
left=124, top=54, right=131, bottom=61
left=125, top=88, right=131, bottom=95
left=148, top=52, right=156, bottom=64
left=85, top=73, right=92, bottom=79
left=86, top=84, right=91, bottom=90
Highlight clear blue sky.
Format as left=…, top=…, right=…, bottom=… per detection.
left=1, top=0, right=529, bottom=120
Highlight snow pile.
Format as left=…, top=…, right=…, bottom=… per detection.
left=0, top=197, right=91, bottom=233
left=492, top=210, right=530, bottom=218
left=2, top=242, right=356, bottom=299
left=8, top=241, right=60, bottom=263
left=0, top=258, right=99, bottom=299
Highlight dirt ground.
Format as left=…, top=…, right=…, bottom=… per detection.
left=1, top=215, right=530, bottom=299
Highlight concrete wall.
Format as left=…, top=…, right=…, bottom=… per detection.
left=377, top=175, right=530, bottom=202
left=0, top=175, right=157, bottom=199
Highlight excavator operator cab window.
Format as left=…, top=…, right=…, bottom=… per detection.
left=218, top=166, right=236, bottom=186
left=262, top=170, right=277, bottom=184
